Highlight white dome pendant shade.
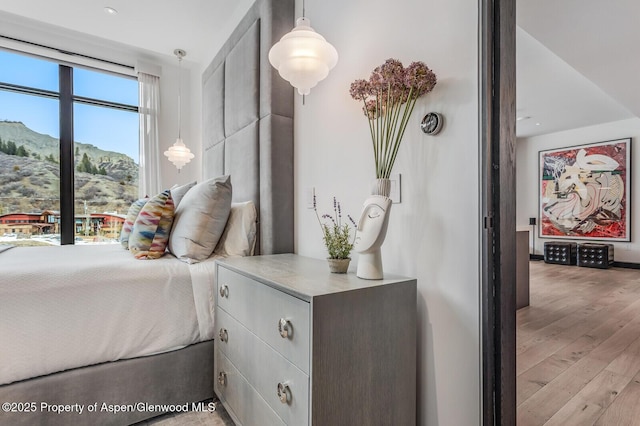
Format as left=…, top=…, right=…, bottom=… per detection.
left=268, top=17, right=338, bottom=95
left=164, top=138, right=194, bottom=171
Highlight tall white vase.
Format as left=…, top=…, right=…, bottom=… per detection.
left=372, top=178, right=391, bottom=198
left=354, top=179, right=392, bottom=279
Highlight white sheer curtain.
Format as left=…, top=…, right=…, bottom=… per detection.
left=138, top=72, right=161, bottom=198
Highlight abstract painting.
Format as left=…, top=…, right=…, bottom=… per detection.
left=539, top=138, right=631, bottom=241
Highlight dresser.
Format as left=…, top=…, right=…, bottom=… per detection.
left=214, top=254, right=417, bottom=426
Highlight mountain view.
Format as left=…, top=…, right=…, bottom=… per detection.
left=0, top=120, right=138, bottom=216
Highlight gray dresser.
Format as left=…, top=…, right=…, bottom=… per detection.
left=214, top=254, right=417, bottom=425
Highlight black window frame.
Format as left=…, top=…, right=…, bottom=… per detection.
left=0, top=54, right=138, bottom=245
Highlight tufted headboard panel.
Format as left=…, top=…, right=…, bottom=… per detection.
left=202, top=0, right=294, bottom=255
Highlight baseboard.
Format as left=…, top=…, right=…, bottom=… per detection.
left=612, top=261, right=640, bottom=269
left=530, top=257, right=640, bottom=269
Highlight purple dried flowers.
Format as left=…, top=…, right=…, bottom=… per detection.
left=405, top=61, right=437, bottom=97
left=362, top=99, right=382, bottom=120
left=350, top=58, right=437, bottom=178
left=349, top=79, right=370, bottom=99
left=370, top=59, right=405, bottom=93
left=321, top=214, right=336, bottom=226
left=314, top=195, right=357, bottom=260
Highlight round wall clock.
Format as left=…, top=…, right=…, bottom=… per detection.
left=420, top=112, right=443, bottom=135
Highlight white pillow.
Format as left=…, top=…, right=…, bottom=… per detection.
left=170, top=181, right=197, bottom=209
left=214, top=201, right=258, bottom=257
left=169, top=175, right=232, bottom=263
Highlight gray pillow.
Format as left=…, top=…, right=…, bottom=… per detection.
left=170, top=180, right=197, bottom=209
left=169, top=175, right=232, bottom=263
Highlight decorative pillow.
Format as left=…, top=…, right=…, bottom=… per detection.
left=120, top=197, right=149, bottom=249
left=170, top=180, right=197, bottom=209
left=128, top=190, right=175, bottom=259
left=169, top=175, right=232, bottom=263
left=214, top=201, right=258, bottom=257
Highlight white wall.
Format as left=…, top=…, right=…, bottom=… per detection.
left=516, top=118, right=640, bottom=262
left=3, top=2, right=484, bottom=423
left=293, top=0, right=480, bottom=424
left=155, top=64, right=201, bottom=188
left=0, top=12, right=201, bottom=190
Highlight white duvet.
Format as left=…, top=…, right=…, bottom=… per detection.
left=0, top=244, right=218, bottom=386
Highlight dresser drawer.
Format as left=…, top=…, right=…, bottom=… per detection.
left=217, top=265, right=310, bottom=373
left=216, top=308, right=309, bottom=425
left=215, top=350, right=286, bottom=426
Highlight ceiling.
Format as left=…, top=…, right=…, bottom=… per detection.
left=516, top=0, right=640, bottom=138
left=0, top=0, right=254, bottom=66
left=0, top=0, right=637, bottom=138
left=515, top=27, right=633, bottom=138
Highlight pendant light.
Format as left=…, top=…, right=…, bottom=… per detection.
left=268, top=1, right=338, bottom=95
left=164, top=48, right=194, bottom=171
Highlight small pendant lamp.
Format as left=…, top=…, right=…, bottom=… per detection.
left=268, top=11, right=338, bottom=95
left=164, top=48, right=194, bottom=171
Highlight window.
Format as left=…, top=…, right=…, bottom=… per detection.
left=0, top=49, right=139, bottom=245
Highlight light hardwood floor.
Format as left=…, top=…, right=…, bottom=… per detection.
left=140, top=398, right=233, bottom=426
left=517, top=261, right=640, bottom=426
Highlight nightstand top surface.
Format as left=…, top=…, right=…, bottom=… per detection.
left=216, top=254, right=415, bottom=301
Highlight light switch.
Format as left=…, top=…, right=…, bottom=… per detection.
left=306, top=187, right=315, bottom=209
left=389, top=174, right=401, bottom=203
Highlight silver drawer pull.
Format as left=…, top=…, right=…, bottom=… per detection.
left=277, top=382, right=291, bottom=404
left=218, top=371, right=227, bottom=386
left=278, top=318, right=293, bottom=338
left=219, top=328, right=228, bottom=342
left=219, top=284, right=229, bottom=298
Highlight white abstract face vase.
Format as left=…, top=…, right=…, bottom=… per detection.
left=354, top=196, right=392, bottom=279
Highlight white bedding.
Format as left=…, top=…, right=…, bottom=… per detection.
left=0, top=244, right=219, bottom=386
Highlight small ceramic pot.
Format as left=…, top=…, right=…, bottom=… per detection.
left=327, top=257, right=350, bottom=273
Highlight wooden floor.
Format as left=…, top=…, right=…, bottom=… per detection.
left=141, top=398, right=233, bottom=425
left=517, top=261, right=640, bottom=426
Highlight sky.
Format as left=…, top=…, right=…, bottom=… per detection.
left=0, top=50, right=139, bottom=162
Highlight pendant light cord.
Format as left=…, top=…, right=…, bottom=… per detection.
left=302, top=0, right=306, bottom=105
left=178, top=54, right=182, bottom=140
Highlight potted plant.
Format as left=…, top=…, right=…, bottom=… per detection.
left=314, top=195, right=357, bottom=273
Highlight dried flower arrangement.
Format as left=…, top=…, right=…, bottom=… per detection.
left=350, top=58, right=437, bottom=178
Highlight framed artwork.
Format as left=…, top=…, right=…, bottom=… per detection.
left=539, top=137, right=631, bottom=241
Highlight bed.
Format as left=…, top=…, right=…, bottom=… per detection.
left=0, top=0, right=294, bottom=424
left=0, top=244, right=219, bottom=387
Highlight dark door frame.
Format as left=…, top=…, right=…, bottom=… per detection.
left=480, top=0, right=517, bottom=424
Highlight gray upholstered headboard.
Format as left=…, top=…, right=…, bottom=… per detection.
left=201, top=0, right=294, bottom=255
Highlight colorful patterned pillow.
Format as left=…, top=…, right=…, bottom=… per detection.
left=120, top=197, right=149, bottom=249
left=128, top=190, right=175, bottom=259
